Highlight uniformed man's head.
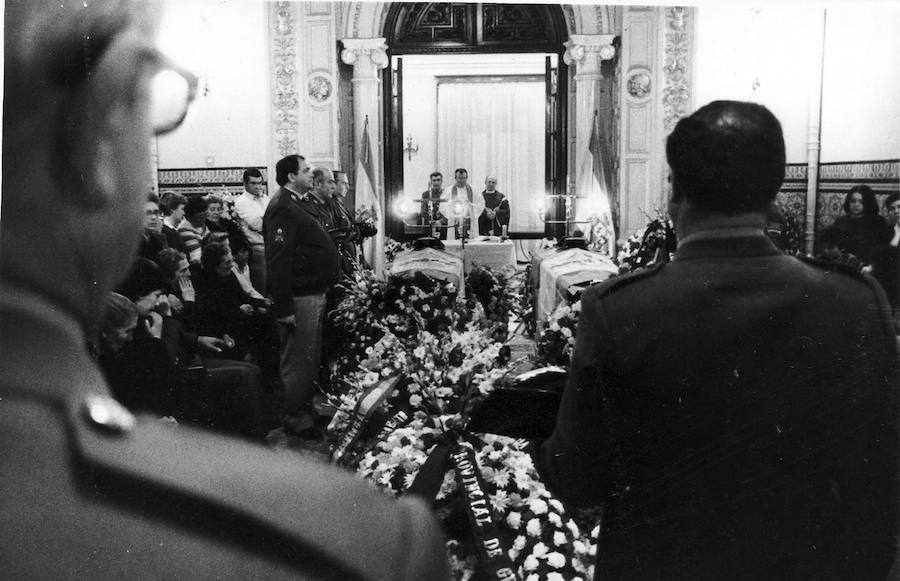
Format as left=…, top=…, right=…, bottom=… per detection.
left=2, top=0, right=188, bottom=328
left=275, top=154, right=312, bottom=191
left=666, top=100, right=785, bottom=216
left=485, top=176, right=498, bottom=192
left=334, top=170, right=350, bottom=199
left=312, top=167, right=336, bottom=199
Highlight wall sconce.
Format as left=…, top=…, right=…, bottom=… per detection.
left=404, top=135, right=419, bottom=161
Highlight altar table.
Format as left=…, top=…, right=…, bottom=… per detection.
left=442, top=238, right=517, bottom=273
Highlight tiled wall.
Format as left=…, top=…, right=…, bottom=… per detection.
left=778, top=159, right=899, bottom=239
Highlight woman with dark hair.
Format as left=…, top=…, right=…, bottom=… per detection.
left=95, top=292, right=180, bottom=418
left=195, top=241, right=275, bottom=368
left=117, top=258, right=271, bottom=440
left=819, top=185, right=891, bottom=265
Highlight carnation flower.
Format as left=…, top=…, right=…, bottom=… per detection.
left=529, top=498, right=548, bottom=515
left=523, top=555, right=539, bottom=571
left=532, top=542, right=548, bottom=558
left=513, top=535, right=527, bottom=551
left=546, top=552, right=566, bottom=568
left=506, top=511, right=522, bottom=529
left=526, top=518, right=542, bottom=537
left=546, top=572, right=565, bottom=581
left=553, top=531, right=567, bottom=546
left=409, top=394, right=422, bottom=407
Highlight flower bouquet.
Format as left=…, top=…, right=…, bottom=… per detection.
left=535, top=301, right=581, bottom=368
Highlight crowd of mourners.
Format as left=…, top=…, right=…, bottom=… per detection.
left=817, top=186, right=900, bottom=319
left=91, top=168, right=364, bottom=442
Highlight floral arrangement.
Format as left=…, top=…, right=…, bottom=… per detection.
left=324, top=268, right=475, bottom=387
left=354, top=205, right=378, bottom=239
left=535, top=301, right=581, bottom=368
left=355, top=204, right=378, bottom=225
left=326, top=265, right=601, bottom=580
left=616, top=212, right=676, bottom=273
left=466, top=265, right=521, bottom=343
left=384, top=236, right=413, bottom=264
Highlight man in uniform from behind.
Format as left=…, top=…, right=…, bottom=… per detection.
left=0, top=2, right=447, bottom=579
left=539, top=100, right=899, bottom=580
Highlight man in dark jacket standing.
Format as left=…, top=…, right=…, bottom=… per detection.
left=539, top=101, right=899, bottom=580
left=264, top=155, right=342, bottom=438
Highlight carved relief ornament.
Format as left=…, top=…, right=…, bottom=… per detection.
left=563, top=34, right=617, bottom=72
left=270, top=1, right=299, bottom=157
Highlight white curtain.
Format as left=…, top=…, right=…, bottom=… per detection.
left=437, top=80, right=545, bottom=234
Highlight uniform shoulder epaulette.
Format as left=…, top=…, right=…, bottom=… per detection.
left=590, top=261, right=666, bottom=300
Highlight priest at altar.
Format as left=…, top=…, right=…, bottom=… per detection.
left=477, top=175, right=511, bottom=236
left=447, top=168, right=478, bottom=241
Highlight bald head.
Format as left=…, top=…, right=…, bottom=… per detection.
left=312, top=167, right=336, bottom=199
left=666, top=100, right=785, bottom=215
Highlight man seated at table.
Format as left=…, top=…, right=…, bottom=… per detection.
left=419, top=171, right=449, bottom=240
left=477, top=175, right=510, bottom=236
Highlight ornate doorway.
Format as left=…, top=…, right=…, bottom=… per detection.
left=382, top=3, right=570, bottom=239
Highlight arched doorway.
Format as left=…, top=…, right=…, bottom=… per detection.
left=381, top=3, right=570, bottom=239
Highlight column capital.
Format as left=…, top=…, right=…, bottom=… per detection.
left=563, top=34, right=617, bottom=68
left=340, top=38, right=389, bottom=69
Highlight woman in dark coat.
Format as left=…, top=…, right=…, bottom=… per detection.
left=819, top=185, right=891, bottom=265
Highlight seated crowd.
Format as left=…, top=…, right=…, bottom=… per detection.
left=817, top=186, right=900, bottom=319
left=97, top=171, right=367, bottom=442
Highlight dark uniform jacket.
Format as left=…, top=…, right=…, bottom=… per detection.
left=539, top=232, right=900, bottom=581
left=0, top=291, right=448, bottom=580
left=263, top=187, right=341, bottom=318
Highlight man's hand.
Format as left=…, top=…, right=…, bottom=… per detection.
left=485, top=208, right=496, bottom=220
left=239, top=304, right=254, bottom=315
left=144, top=312, right=164, bottom=339
left=277, top=314, right=297, bottom=333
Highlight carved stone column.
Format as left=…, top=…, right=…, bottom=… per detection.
left=564, top=34, right=617, bottom=235
left=341, top=38, right=388, bottom=277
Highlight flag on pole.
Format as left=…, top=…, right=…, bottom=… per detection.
left=355, top=116, right=385, bottom=277
left=588, top=112, right=617, bottom=257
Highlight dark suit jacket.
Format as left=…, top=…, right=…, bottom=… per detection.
left=263, top=187, right=341, bottom=318
left=539, top=232, right=900, bottom=581
left=0, top=295, right=448, bottom=580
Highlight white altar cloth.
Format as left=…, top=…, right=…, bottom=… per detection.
left=442, top=237, right=516, bottom=273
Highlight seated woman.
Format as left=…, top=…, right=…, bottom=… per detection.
left=95, top=292, right=179, bottom=419
left=205, top=194, right=247, bottom=250
left=155, top=247, right=197, bottom=323
left=117, top=258, right=270, bottom=440
left=818, top=185, right=891, bottom=265
left=195, top=242, right=278, bottom=372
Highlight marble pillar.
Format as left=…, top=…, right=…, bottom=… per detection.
left=341, top=38, right=388, bottom=278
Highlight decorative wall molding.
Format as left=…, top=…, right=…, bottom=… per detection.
left=662, top=6, right=693, bottom=134
left=268, top=2, right=300, bottom=158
